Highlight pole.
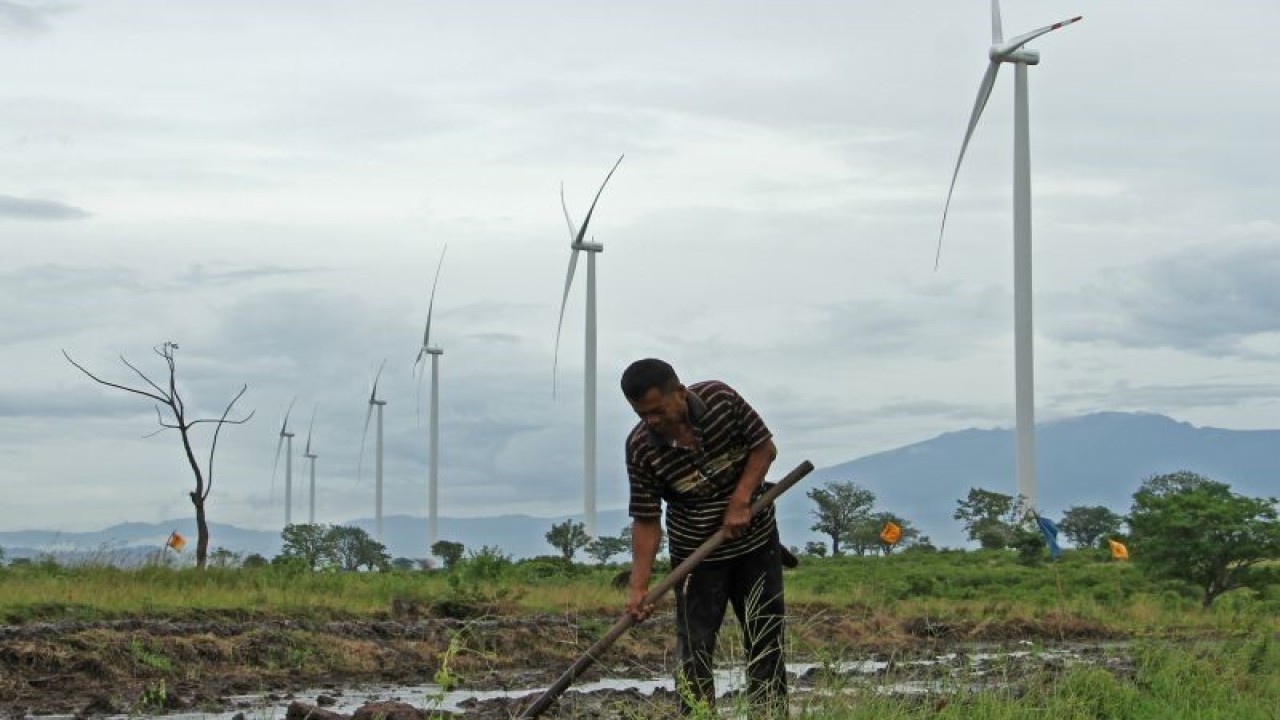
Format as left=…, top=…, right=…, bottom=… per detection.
left=518, top=460, right=814, bottom=719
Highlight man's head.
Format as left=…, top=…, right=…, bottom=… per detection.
left=621, top=358, right=686, bottom=435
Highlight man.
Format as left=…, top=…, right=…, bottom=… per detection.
left=620, top=358, right=787, bottom=717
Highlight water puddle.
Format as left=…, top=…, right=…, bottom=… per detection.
left=54, top=642, right=1123, bottom=719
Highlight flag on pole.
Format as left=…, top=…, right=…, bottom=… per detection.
left=1034, top=515, right=1062, bottom=558
left=166, top=531, right=186, bottom=553
left=1108, top=539, right=1128, bottom=560
left=879, top=521, right=902, bottom=546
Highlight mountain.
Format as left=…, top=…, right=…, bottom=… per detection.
left=807, top=411, right=1277, bottom=548
left=2, top=412, right=1274, bottom=561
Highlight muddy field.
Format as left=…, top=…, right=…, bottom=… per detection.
left=0, top=608, right=1124, bottom=718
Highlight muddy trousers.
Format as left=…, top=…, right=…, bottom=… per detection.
left=672, top=540, right=787, bottom=717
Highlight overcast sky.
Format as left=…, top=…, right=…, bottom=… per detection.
left=1, top=1, right=1276, bottom=537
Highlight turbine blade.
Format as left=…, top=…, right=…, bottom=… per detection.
left=936, top=61, right=1000, bottom=270
left=552, top=248, right=581, bottom=395
left=271, top=433, right=285, bottom=491
left=560, top=182, right=577, bottom=242
left=271, top=397, right=296, bottom=492
left=997, top=15, right=1082, bottom=55
left=423, top=244, right=447, bottom=350
left=357, top=401, right=374, bottom=483
left=369, top=360, right=386, bottom=402
left=991, top=0, right=1003, bottom=44
left=305, top=409, right=316, bottom=455
left=573, top=154, right=625, bottom=246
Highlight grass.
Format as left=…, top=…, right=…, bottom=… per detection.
left=1, top=549, right=1275, bottom=718
left=782, top=633, right=1280, bottom=719
left=1, top=549, right=1276, bottom=635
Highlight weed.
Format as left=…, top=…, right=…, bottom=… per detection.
left=129, top=638, right=173, bottom=673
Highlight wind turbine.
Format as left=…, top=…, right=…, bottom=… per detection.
left=413, top=245, right=447, bottom=556
left=359, top=362, right=388, bottom=542
left=553, top=155, right=624, bottom=539
left=272, top=399, right=296, bottom=527
left=303, top=409, right=318, bottom=525
left=936, top=0, right=1081, bottom=513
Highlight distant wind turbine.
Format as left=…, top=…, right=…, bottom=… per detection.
left=413, top=245, right=447, bottom=556
left=936, top=0, right=1081, bottom=513
left=303, top=408, right=318, bottom=525
left=553, top=155, right=624, bottom=539
left=358, top=361, right=388, bottom=542
left=272, top=398, right=297, bottom=527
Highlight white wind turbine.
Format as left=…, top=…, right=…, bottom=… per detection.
left=358, top=361, right=388, bottom=542
left=413, top=245, right=447, bottom=556
left=303, top=409, right=318, bottom=525
left=554, top=155, right=624, bottom=539
left=936, top=0, right=1081, bottom=513
left=272, top=398, right=297, bottom=527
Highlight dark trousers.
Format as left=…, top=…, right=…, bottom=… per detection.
left=672, top=539, right=787, bottom=716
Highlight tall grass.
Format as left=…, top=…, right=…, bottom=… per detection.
left=1, top=549, right=1275, bottom=636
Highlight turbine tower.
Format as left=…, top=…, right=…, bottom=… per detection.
left=554, top=155, right=624, bottom=539
left=359, top=362, right=388, bottom=542
left=303, top=409, right=318, bottom=525
left=414, top=245, right=447, bottom=556
left=936, top=0, right=1081, bottom=513
left=272, top=399, right=296, bottom=527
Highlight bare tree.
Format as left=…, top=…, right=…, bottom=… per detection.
left=63, top=342, right=253, bottom=568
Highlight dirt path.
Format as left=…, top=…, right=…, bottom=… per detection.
left=0, top=609, right=1120, bottom=718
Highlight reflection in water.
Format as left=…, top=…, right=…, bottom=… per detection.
left=111, top=644, right=1111, bottom=719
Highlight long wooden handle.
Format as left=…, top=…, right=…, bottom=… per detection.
left=518, top=460, right=814, bottom=718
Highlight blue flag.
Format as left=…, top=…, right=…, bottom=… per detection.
left=1035, top=515, right=1062, bottom=559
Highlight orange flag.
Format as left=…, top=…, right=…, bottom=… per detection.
left=166, top=531, right=187, bottom=553
left=879, top=521, right=902, bottom=546
left=1108, top=539, right=1128, bottom=560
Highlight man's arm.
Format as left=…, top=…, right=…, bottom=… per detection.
left=723, top=438, right=777, bottom=538
left=626, top=517, right=663, bottom=621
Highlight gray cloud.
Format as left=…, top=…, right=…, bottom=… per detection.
left=0, top=1, right=68, bottom=33
left=1049, top=239, right=1280, bottom=354
left=0, top=194, right=89, bottom=220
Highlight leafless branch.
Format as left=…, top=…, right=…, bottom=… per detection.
left=62, top=350, right=169, bottom=405
left=121, top=353, right=171, bottom=400
left=206, top=384, right=251, bottom=500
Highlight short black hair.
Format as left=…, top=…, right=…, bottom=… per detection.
left=620, top=358, right=680, bottom=401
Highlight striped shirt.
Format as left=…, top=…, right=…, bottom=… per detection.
left=626, top=380, right=775, bottom=563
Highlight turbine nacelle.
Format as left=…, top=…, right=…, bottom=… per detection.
left=991, top=46, right=1040, bottom=65
left=571, top=241, right=604, bottom=253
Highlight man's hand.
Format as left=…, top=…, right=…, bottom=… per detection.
left=626, top=586, right=655, bottom=622
left=722, top=498, right=751, bottom=539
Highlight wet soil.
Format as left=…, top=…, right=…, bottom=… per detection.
left=0, top=606, right=1122, bottom=719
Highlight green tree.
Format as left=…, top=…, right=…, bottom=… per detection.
left=431, top=539, right=466, bottom=570
left=1128, top=471, right=1280, bottom=608
left=279, top=523, right=335, bottom=570
left=953, top=487, right=1019, bottom=549
left=584, top=535, right=629, bottom=564
left=855, top=512, right=919, bottom=556
left=327, top=526, right=390, bottom=571
left=241, top=553, right=269, bottom=568
left=1059, top=505, right=1123, bottom=549
left=545, top=520, right=590, bottom=562
left=803, top=541, right=827, bottom=558
left=807, top=480, right=875, bottom=556
left=207, top=547, right=241, bottom=568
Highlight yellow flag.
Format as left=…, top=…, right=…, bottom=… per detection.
left=166, top=531, right=187, bottom=552
left=1108, top=539, right=1128, bottom=560
left=879, top=521, right=902, bottom=545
